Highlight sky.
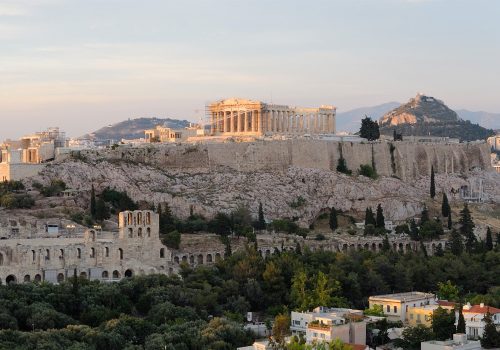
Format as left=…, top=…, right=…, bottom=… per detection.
left=0, top=0, right=499, bottom=140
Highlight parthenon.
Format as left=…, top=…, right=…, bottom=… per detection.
left=208, top=98, right=336, bottom=136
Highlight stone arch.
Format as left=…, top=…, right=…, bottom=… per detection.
left=112, top=270, right=120, bottom=279
left=174, top=256, right=179, bottom=264
left=342, top=244, right=348, bottom=252
left=258, top=250, right=263, bottom=257
left=146, top=212, right=151, bottom=225
left=372, top=243, right=377, bottom=251
left=34, top=274, right=42, bottom=282
left=127, top=212, right=133, bottom=225
left=46, top=249, right=50, bottom=260
left=405, top=243, right=411, bottom=252
left=138, top=227, right=143, bottom=237
left=189, top=255, right=195, bottom=264
left=105, top=247, right=109, bottom=257
left=80, top=271, right=87, bottom=279
left=431, top=243, right=436, bottom=253
left=137, top=212, right=143, bottom=225
left=24, top=275, right=30, bottom=283
left=31, top=250, right=36, bottom=261
left=118, top=248, right=123, bottom=260
left=160, top=248, right=165, bottom=258
left=378, top=243, right=383, bottom=250
left=147, top=227, right=151, bottom=237
left=392, top=243, right=397, bottom=251
left=399, top=243, right=404, bottom=252
left=265, top=249, right=271, bottom=257
left=438, top=243, right=443, bottom=250
left=124, top=269, right=133, bottom=278
left=102, top=271, right=109, bottom=279
left=349, top=244, right=355, bottom=251
left=206, top=254, right=213, bottom=263
left=181, top=255, right=187, bottom=263
left=77, top=248, right=81, bottom=258
left=57, top=273, right=64, bottom=283
left=168, top=267, right=173, bottom=274
left=215, top=253, right=221, bottom=261
left=149, top=268, right=155, bottom=274
left=197, top=254, right=203, bottom=265
left=6, top=275, right=16, bottom=284
left=357, top=244, right=362, bottom=250
left=128, top=228, right=133, bottom=238
left=90, top=247, right=95, bottom=258
left=59, top=249, right=64, bottom=259
left=364, top=243, right=369, bottom=250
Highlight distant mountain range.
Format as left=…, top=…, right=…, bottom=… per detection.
left=80, top=117, right=191, bottom=140
left=337, top=101, right=500, bottom=133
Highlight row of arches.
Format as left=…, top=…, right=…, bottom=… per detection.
left=127, top=227, right=152, bottom=238
left=125, top=211, right=152, bottom=226
left=337, top=241, right=444, bottom=254
left=27, top=247, right=125, bottom=263
left=173, top=252, right=222, bottom=265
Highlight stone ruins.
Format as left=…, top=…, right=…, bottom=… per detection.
left=208, top=98, right=336, bottom=136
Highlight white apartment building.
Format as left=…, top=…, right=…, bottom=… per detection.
left=421, top=334, right=481, bottom=350
left=368, top=292, right=436, bottom=322
left=454, top=303, right=500, bottom=340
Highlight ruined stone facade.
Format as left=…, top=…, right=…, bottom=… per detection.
left=208, top=98, right=336, bottom=136
left=0, top=210, right=171, bottom=284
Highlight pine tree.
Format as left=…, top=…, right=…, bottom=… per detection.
left=95, top=198, right=109, bottom=221
left=486, top=227, right=494, bottom=251
left=256, top=202, right=266, bottom=230
left=421, top=205, right=430, bottom=224
left=430, top=166, right=436, bottom=199
left=441, top=193, right=450, bottom=217
left=329, top=207, right=338, bottom=231
left=449, top=229, right=463, bottom=256
left=410, top=219, right=420, bottom=241
left=359, top=116, right=380, bottom=141
left=447, top=212, right=453, bottom=230
left=481, top=312, right=500, bottom=348
left=459, top=203, right=476, bottom=253
left=90, top=184, right=96, bottom=219
left=457, top=305, right=466, bottom=333
left=376, top=204, right=385, bottom=229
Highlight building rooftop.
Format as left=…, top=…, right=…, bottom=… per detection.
left=462, top=304, right=500, bottom=314
left=369, top=292, right=435, bottom=302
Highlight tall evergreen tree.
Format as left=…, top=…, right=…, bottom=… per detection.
left=432, top=307, right=456, bottom=341
left=410, top=219, right=420, bottom=241
left=359, top=116, right=380, bottom=141
left=459, top=203, right=476, bottom=253
left=95, top=198, right=109, bottom=221
left=481, top=312, right=500, bottom=348
left=430, top=166, right=436, bottom=199
left=420, top=241, right=428, bottom=257
left=256, top=202, right=266, bottom=230
left=441, top=193, right=450, bottom=217
left=486, top=227, right=494, bottom=251
left=449, top=229, right=463, bottom=256
left=365, top=207, right=376, bottom=226
left=376, top=204, right=385, bottom=229
left=457, top=305, right=466, bottom=333
left=447, top=212, right=453, bottom=230
left=90, top=184, right=96, bottom=219
left=421, top=205, right=430, bottom=224
left=329, top=207, right=338, bottom=232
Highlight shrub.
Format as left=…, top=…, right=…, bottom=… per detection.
left=358, top=164, right=378, bottom=179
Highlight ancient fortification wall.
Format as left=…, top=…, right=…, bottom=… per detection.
left=79, top=140, right=491, bottom=181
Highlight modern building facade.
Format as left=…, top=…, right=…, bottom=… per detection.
left=208, top=98, right=336, bottom=136
left=368, top=292, right=436, bottom=322
left=455, top=303, right=500, bottom=340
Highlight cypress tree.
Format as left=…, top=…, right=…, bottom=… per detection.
left=376, top=204, right=385, bottom=229
left=447, top=212, right=453, bottom=230
left=449, top=229, right=463, bottom=256
left=95, top=198, right=109, bottom=221
left=441, top=193, right=450, bottom=217
left=410, top=219, right=420, bottom=241
left=459, top=203, right=476, bottom=253
left=90, top=184, right=96, bottom=219
left=481, top=312, right=500, bottom=348
left=329, top=207, right=338, bottom=231
left=486, top=227, right=494, bottom=251
left=457, top=305, right=466, bottom=333
left=257, top=202, right=266, bottom=230
left=430, top=166, right=436, bottom=199
left=421, top=205, right=430, bottom=224
left=365, top=207, right=376, bottom=226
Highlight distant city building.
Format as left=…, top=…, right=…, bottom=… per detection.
left=421, top=334, right=481, bottom=350
left=455, top=303, right=500, bottom=340
left=145, top=124, right=198, bottom=143
left=208, top=98, right=336, bottom=136
left=407, top=302, right=455, bottom=327
left=487, top=135, right=500, bottom=151
left=368, top=292, right=436, bottom=322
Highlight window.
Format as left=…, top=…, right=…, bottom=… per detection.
left=160, top=248, right=165, bottom=258
left=90, top=248, right=95, bottom=258
left=119, top=248, right=123, bottom=260
left=77, top=248, right=81, bottom=258
left=410, top=314, right=414, bottom=320
left=46, top=249, right=50, bottom=260
left=31, top=250, right=35, bottom=261
left=293, top=320, right=300, bottom=325
left=138, top=227, right=142, bottom=237
left=394, top=306, right=398, bottom=313
left=105, top=247, right=109, bottom=257
left=387, top=305, right=390, bottom=313
left=128, top=228, right=133, bottom=238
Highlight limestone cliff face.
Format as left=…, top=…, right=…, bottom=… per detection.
left=37, top=140, right=496, bottom=226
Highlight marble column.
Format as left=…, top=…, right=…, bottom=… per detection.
left=257, top=111, right=262, bottom=133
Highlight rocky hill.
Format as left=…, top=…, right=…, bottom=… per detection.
left=379, top=94, right=494, bottom=141
left=81, top=117, right=191, bottom=140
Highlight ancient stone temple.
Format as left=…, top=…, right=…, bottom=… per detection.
left=208, top=98, right=336, bottom=136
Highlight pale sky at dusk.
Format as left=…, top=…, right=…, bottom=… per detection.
left=1, top=0, right=499, bottom=140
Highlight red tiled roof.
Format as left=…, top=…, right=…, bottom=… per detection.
left=463, top=305, right=500, bottom=314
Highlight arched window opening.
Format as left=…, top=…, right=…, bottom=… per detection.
left=137, top=212, right=142, bottom=225
left=147, top=227, right=151, bottom=237
left=138, top=228, right=142, bottom=237
left=90, top=248, right=95, bottom=258
left=57, top=273, right=64, bottom=283
left=77, top=248, right=81, bottom=259
left=124, top=269, right=133, bottom=278
left=102, top=271, right=109, bottom=279
left=31, top=250, right=36, bottom=262
left=127, top=213, right=133, bottom=225
left=105, top=247, right=109, bottom=257
left=34, top=274, right=42, bottom=282
left=160, top=248, right=165, bottom=258
left=146, top=212, right=151, bottom=225
left=46, top=249, right=50, bottom=260
left=24, top=275, right=30, bottom=283
left=119, top=248, right=123, bottom=260
left=112, top=270, right=120, bottom=279
left=59, top=249, right=64, bottom=259
left=128, top=228, right=133, bottom=238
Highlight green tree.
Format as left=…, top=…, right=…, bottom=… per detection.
left=432, top=307, right=456, bottom=340
left=376, top=204, right=385, bottom=229
left=485, top=227, right=494, bottom=251
left=441, top=193, right=450, bottom=217
left=255, top=202, right=266, bottom=230
left=359, top=116, right=380, bottom=141
left=90, top=184, right=96, bottom=219
left=421, top=205, right=430, bottom=224
left=336, top=157, right=352, bottom=175
left=437, top=281, right=460, bottom=302
left=358, top=164, right=378, bottom=179
left=382, top=235, right=391, bottom=252
left=365, top=207, right=376, bottom=226
left=456, top=305, right=466, bottom=333
left=410, top=219, right=420, bottom=241
left=481, top=312, right=500, bottom=348
left=329, top=208, right=338, bottom=232
left=291, top=270, right=310, bottom=311
left=449, top=229, right=463, bottom=256
left=271, top=314, right=290, bottom=348
left=396, top=325, right=434, bottom=350
left=430, top=166, right=436, bottom=199
left=364, top=304, right=385, bottom=317
left=447, top=212, right=453, bottom=230
left=459, top=203, right=476, bottom=253
left=161, top=230, right=181, bottom=249
left=95, top=198, right=110, bottom=221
